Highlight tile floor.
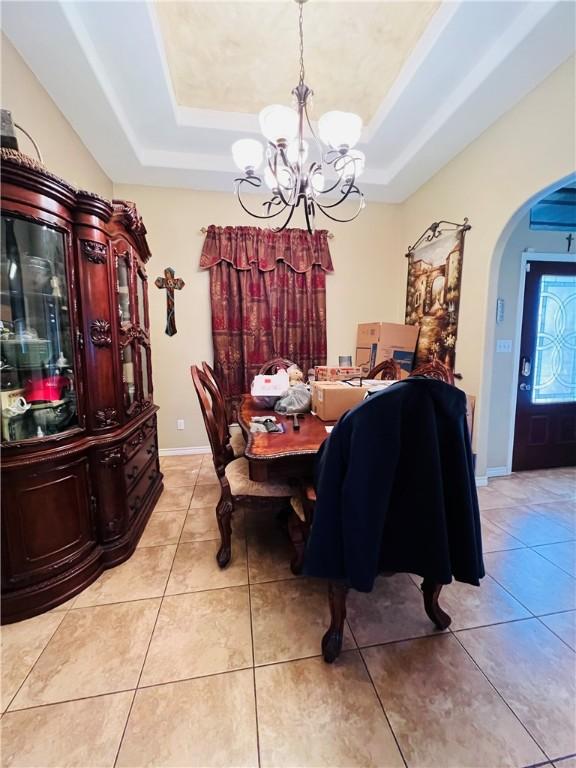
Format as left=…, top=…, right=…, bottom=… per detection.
left=1, top=455, right=575, bottom=768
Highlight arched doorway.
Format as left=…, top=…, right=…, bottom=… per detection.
left=485, top=173, right=576, bottom=476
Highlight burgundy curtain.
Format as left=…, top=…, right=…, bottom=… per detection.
left=200, top=225, right=334, bottom=396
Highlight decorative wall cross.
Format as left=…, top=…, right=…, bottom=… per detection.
left=155, top=267, right=185, bottom=336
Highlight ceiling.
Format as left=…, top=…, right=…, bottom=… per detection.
left=2, top=1, right=575, bottom=203
left=156, top=1, right=440, bottom=122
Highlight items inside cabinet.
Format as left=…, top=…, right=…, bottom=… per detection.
left=0, top=216, right=78, bottom=442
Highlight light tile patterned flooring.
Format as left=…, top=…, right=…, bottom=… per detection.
left=1, top=455, right=575, bottom=768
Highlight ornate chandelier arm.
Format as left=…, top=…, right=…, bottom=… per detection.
left=318, top=153, right=359, bottom=195
left=273, top=202, right=297, bottom=232
left=266, top=153, right=297, bottom=208
left=235, top=177, right=290, bottom=220
left=315, top=193, right=365, bottom=223
left=315, top=180, right=362, bottom=209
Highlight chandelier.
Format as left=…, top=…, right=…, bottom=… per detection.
left=231, top=0, right=365, bottom=233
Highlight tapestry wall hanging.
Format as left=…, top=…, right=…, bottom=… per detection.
left=404, top=219, right=471, bottom=369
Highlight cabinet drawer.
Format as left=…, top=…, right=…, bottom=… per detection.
left=124, top=415, right=157, bottom=462
left=124, top=433, right=157, bottom=490
left=127, top=461, right=161, bottom=521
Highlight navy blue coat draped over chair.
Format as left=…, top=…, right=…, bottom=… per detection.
left=304, top=377, right=485, bottom=592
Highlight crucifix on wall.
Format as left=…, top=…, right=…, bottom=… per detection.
left=155, top=267, right=185, bottom=336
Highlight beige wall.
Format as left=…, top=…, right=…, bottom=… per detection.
left=400, top=56, right=575, bottom=478
left=487, top=216, right=573, bottom=471
left=1, top=35, right=112, bottom=198
left=113, top=185, right=404, bottom=450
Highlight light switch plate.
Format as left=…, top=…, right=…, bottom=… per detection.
left=496, top=339, right=512, bottom=353
left=177, top=419, right=185, bottom=430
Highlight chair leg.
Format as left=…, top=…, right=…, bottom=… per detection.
left=421, top=578, right=451, bottom=630
left=287, top=506, right=308, bottom=576
left=215, top=498, right=233, bottom=569
left=322, top=582, right=349, bottom=663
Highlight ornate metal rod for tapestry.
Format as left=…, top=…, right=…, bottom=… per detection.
left=199, top=227, right=334, bottom=239
left=405, top=218, right=471, bottom=257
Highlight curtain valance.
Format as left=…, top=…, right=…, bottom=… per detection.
left=200, top=225, right=334, bottom=273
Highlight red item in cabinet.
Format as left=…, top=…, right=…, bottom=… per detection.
left=24, top=375, right=70, bottom=403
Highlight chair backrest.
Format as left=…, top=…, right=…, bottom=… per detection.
left=202, top=361, right=232, bottom=438
left=259, top=357, right=298, bottom=375
left=366, top=358, right=402, bottom=380
left=190, top=364, right=234, bottom=473
left=202, top=361, right=220, bottom=395
left=409, top=360, right=455, bottom=385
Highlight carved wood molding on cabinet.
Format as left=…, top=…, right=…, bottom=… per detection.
left=99, top=446, right=123, bottom=468
left=81, top=240, right=107, bottom=264
left=94, top=408, right=119, bottom=428
left=120, top=325, right=149, bottom=346
left=90, top=319, right=112, bottom=347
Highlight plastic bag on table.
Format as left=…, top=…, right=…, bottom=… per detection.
left=274, top=383, right=311, bottom=414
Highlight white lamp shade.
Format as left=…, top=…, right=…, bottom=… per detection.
left=231, top=139, right=263, bottom=171
left=318, top=110, right=363, bottom=149
left=287, top=139, right=309, bottom=165
left=259, top=105, right=298, bottom=143
left=340, top=149, right=365, bottom=179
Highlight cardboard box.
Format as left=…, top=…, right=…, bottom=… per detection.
left=355, top=322, right=419, bottom=375
left=314, top=365, right=363, bottom=382
left=354, top=346, right=373, bottom=372
left=311, top=381, right=368, bottom=421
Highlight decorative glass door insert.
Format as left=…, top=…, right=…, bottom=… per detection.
left=1, top=216, right=78, bottom=441
left=532, top=274, right=576, bottom=404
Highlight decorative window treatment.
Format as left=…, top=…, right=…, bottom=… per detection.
left=200, top=225, right=334, bottom=396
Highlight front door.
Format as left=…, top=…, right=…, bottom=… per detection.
left=512, top=259, right=576, bottom=471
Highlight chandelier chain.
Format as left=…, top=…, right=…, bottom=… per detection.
left=298, top=1, right=305, bottom=85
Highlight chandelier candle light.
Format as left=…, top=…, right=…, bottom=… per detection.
left=231, top=0, right=365, bottom=233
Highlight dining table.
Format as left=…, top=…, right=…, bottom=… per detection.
left=237, top=394, right=333, bottom=482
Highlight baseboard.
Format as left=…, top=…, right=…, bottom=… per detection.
left=159, top=446, right=210, bottom=456
left=487, top=466, right=510, bottom=478
left=475, top=475, right=488, bottom=487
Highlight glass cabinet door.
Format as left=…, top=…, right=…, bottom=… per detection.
left=116, top=248, right=132, bottom=326
left=139, top=343, right=151, bottom=402
left=136, top=269, right=147, bottom=330
left=115, top=245, right=152, bottom=418
left=121, top=341, right=136, bottom=411
left=1, top=216, right=78, bottom=442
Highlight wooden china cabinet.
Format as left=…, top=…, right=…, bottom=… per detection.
left=0, top=149, right=163, bottom=623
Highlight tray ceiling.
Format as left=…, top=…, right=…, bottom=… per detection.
left=2, top=1, right=574, bottom=202
left=156, top=1, right=439, bottom=122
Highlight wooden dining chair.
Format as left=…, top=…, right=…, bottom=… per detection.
left=191, top=364, right=295, bottom=568
left=259, top=357, right=298, bottom=374
left=366, top=358, right=402, bottom=380
left=410, top=359, right=455, bottom=385
left=202, top=361, right=245, bottom=457
left=322, top=578, right=451, bottom=664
